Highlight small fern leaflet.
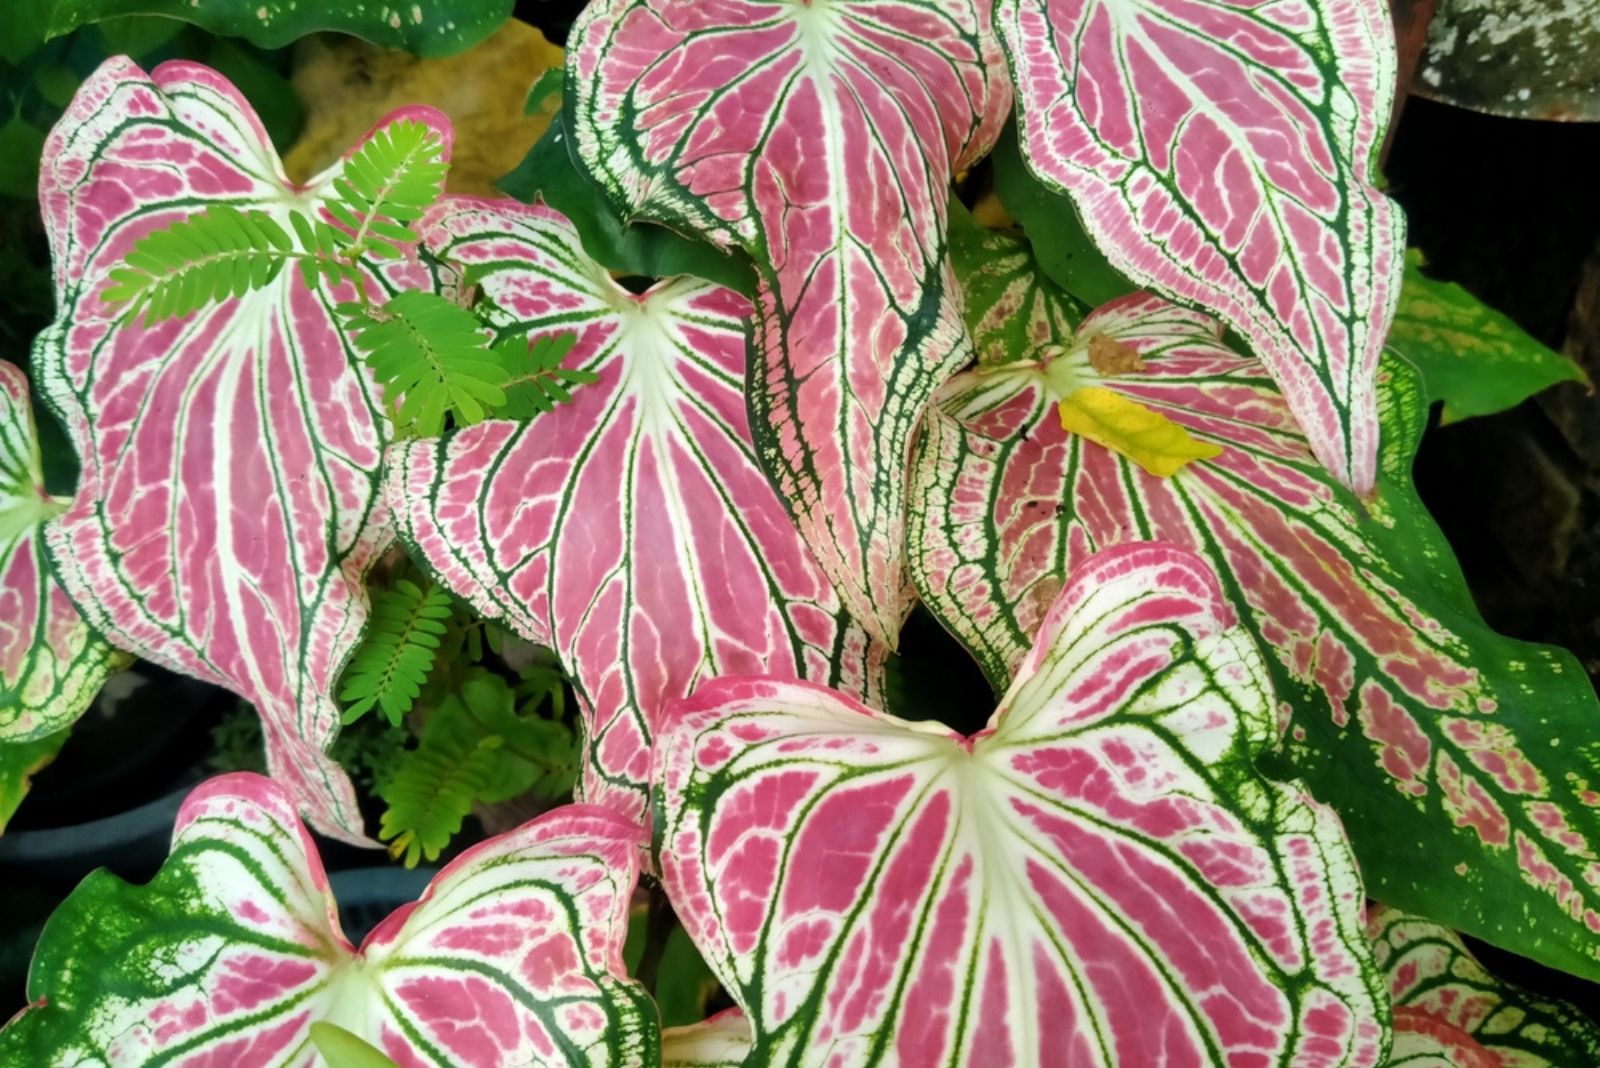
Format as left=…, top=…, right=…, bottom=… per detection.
left=337, top=578, right=453, bottom=727
left=340, top=291, right=506, bottom=436
left=325, top=119, right=448, bottom=261
left=378, top=670, right=577, bottom=867
left=103, top=205, right=296, bottom=324
left=491, top=331, right=595, bottom=418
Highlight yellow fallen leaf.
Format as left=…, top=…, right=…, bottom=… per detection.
left=284, top=19, right=563, bottom=196
left=1057, top=386, right=1222, bottom=478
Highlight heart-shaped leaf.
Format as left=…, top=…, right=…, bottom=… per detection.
left=656, top=543, right=1385, bottom=1066
left=391, top=197, right=884, bottom=821
left=1368, top=906, right=1600, bottom=1067
left=565, top=0, right=1009, bottom=645
left=993, top=0, right=1405, bottom=493
left=0, top=359, right=125, bottom=744
left=0, top=773, right=658, bottom=1066
left=908, top=242, right=1600, bottom=979
left=33, top=57, right=445, bottom=841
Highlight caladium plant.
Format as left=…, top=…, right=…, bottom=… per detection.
left=4, top=0, right=1599, bottom=1060
left=655, top=543, right=1386, bottom=1065
left=0, top=773, right=659, bottom=1065
left=907, top=230, right=1600, bottom=981
left=32, top=56, right=448, bottom=841
left=1367, top=905, right=1600, bottom=1067
left=993, top=0, right=1405, bottom=494
left=390, top=195, right=884, bottom=821
left=0, top=358, right=126, bottom=743
left=564, top=0, right=1009, bottom=646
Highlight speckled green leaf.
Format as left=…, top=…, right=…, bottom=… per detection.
left=48, top=0, right=511, bottom=58
left=1389, top=250, right=1586, bottom=424
left=1417, top=0, right=1600, bottom=121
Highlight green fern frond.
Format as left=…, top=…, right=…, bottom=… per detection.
left=326, top=119, right=448, bottom=261
left=378, top=729, right=504, bottom=867
left=343, top=290, right=507, bottom=436
left=377, top=669, right=578, bottom=867
left=338, top=578, right=453, bottom=727
left=491, top=331, right=597, bottom=418
left=103, top=204, right=299, bottom=324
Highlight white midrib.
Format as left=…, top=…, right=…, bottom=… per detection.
left=615, top=289, right=719, bottom=678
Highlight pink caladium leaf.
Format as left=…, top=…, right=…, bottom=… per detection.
left=565, top=0, right=1008, bottom=645
left=0, top=360, right=126, bottom=741
left=656, top=543, right=1385, bottom=1066
left=1386, top=1010, right=1497, bottom=1068
left=993, top=0, right=1406, bottom=493
left=0, top=773, right=658, bottom=1066
left=1368, top=906, right=1600, bottom=1067
left=390, top=197, right=883, bottom=821
left=32, top=57, right=446, bottom=840
left=907, top=256, right=1600, bottom=978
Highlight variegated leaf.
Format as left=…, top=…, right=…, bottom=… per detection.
left=656, top=543, right=1385, bottom=1066
left=33, top=57, right=442, bottom=840
left=1369, top=905, right=1600, bottom=1067
left=993, top=0, right=1406, bottom=493
left=1, top=359, right=125, bottom=742
left=662, top=1010, right=753, bottom=1068
left=391, top=197, right=882, bottom=822
left=0, top=773, right=658, bottom=1066
left=1386, top=1010, right=1497, bottom=1068
left=907, top=269, right=1600, bottom=978
left=565, top=0, right=1008, bottom=645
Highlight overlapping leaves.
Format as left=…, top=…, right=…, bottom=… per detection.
left=0, top=773, right=658, bottom=1065
left=908, top=235, right=1600, bottom=979
left=390, top=197, right=882, bottom=821
left=33, top=57, right=439, bottom=840
left=565, top=0, right=1009, bottom=645
left=656, top=543, right=1384, bottom=1066
left=0, top=359, right=124, bottom=745
left=1368, top=906, right=1600, bottom=1067
left=993, top=0, right=1405, bottom=493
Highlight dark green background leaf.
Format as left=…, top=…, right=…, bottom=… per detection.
left=48, top=0, right=512, bottom=59
left=497, top=114, right=755, bottom=297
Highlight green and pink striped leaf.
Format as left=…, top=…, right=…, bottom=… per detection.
left=1385, top=1010, right=1497, bottom=1068
left=0, top=359, right=125, bottom=743
left=390, top=197, right=883, bottom=822
left=33, top=57, right=440, bottom=840
left=993, top=0, right=1405, bottom=493
left=1368, top=905, right=1600, bottom=1067
left=0, top=773, right=658, bottom=1066
left=565, top=0, right=1009, bottom=645
left=908, top=253, right=1600, bottom=978
left=655, top=543, right=1385, bottom=1066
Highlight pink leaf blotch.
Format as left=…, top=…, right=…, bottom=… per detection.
left=390, top=196, right=883, bottom=822
left=567, top=0, right=1010, bottom=645
left=33, top=57, right=449, bottom=840
left=0, top=359, right=125, bottom=741
left=0, top=772, right=657, bottom=1067
left=994, top=0, right=1406, bottom=493
left=655, top=542, right=1385, bottom=1066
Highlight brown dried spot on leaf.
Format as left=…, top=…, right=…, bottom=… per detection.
left=1086, top=332, right=1145, bottom=375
